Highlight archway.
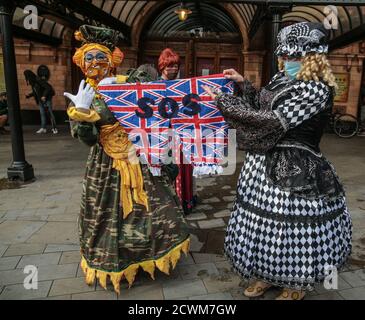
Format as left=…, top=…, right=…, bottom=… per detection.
left=137, top=2, right=244, bottom=78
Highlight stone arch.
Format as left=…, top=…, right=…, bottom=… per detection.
left=131, top=1, right=250, bottom=51
left=220, top=3, right=250, bottom=51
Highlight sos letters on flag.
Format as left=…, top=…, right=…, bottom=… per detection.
left=98, top=74, right=234, bottom=176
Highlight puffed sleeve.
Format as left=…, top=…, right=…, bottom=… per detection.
left=215, top=80, right=331, bottom=154
left=233, top=79, right=260, bottom=110
left=67, top=102, right=99, bottom=147
left=272, top=80, right=331, bottom=130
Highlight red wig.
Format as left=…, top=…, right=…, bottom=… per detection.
left=158, top=48, right=180, bottom=73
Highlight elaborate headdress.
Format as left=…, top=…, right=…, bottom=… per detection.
left=73, top=25, right=124, bottom=73
left=275, top=22, right=329, bottom=58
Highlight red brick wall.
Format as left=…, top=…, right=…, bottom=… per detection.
left=6, top=39, right=73, bottom=111
left=329, top=41, right=365, bottom=117
left=1, top=39, right=138, bottom=112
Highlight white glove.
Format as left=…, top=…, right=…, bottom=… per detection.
left=98, top=77, right=117, bottom=86
left=64, top=79, right=95, bottom=109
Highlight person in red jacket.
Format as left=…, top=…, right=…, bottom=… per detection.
left=158, top=48, right=196, bottom=214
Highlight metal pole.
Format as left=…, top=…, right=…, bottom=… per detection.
left=268, top=5, right=292, bottom=78
left=0, top=1, right=34, bottom=181
left=270, top=12, right=281, bottom=77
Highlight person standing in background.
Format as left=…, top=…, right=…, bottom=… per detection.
left=0, top=92, right=8, bottom=134
left=24, top=69, right=58, bottom=134
left=158, top=48, right=197, bottom=214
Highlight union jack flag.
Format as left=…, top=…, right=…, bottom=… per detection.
left=98, top=82, right=170, bottom=167
left=98, top=74, right=234, bottom=175
left=167, top=74, right=234, bottom=165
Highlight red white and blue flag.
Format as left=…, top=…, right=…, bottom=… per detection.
left=166, top=74, right=233, bottom=175
left=98, top=82, right=170, bottom=172
left=98, top=74, right=234, bottom=176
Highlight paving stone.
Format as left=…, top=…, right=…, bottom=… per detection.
left=47, top=214, right=78, bottom=222
left=3, top=209, right=38, bottom=219
left=36, top=263, right=79, bottom=282
left=0, top=268, right=29, bottom=286
left=189, top=292, right=233, bottom=300
left=25, top=202, right=56, bottom=210
left=195, top=204, right=213, bottom=211
left=26, top=222, right=78, bottom=244
left=185, top=213, right=207, bottom=221
left=202, top=272, right=242, bottom=294
left=314, top=274, right=352, bottom=293
left=0, top=202, right=26, bottom=211
left=59, top=251, right=81, bottom=264
left=44, top=244, right=79, bottom=253
left=187, top=222, right=198, bottom=229
left=213, top=209, right=231, bottom=218
left=76, top=263, right=85, bottom=278
left=222, top=186, right=231, bottom=190
left=178, top=262, right=219, bottom=280
left=16, top=216, right=49, bottom=222
left=17, top=253, right=61, bottom=269
left=48, top=277, right=95, bottom=296
left=163, top=279, right=207, bottom=299
left=339, top=269, right=365, bottom=287
left=192, top=253, right=226, bottom=264
left=0, top=245, right=8, bottom=257
left=118, top=282, right=164, bottom=300
left=72, top=291, right=117, bottom=300
left=197, top=219, right=225, bottom=229
left=338, top=286, right=365, bottom=300
left=201, top=197, right=220, bottom=204
left=0, top=256, right=21, bottom=271
left=214, top=260, right=234, bottom=271
left=3, top=244, right=45, bottom=257
left=44, top=194, right=71, bottom=203
left=0, top=281, right=52, bottom=300
left=189, top=234, right=204, bottom=252
left=36, top=206, right=67, bottom=216
left=0, top=221, right=46, bottom=244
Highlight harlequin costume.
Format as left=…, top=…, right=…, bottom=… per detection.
left=217, top=22, right=352, bottom=292
left=65, top=25, right=190, bottom=294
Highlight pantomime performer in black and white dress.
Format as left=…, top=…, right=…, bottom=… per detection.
left=203, top=22, right=352, bottom=300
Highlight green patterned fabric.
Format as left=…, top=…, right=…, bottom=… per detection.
left=70, top=73, right=189, bottom=275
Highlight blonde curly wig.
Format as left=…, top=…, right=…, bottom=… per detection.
left=278, top=53, right=338, bottom=90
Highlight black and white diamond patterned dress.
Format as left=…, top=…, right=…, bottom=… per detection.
left=216, top=72, right=352, bottom=291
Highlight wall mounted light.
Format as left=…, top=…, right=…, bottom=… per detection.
left=174, top=2, right=192, bottom=21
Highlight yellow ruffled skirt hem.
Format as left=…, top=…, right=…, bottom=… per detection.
left=80, top=237, right=190, bottom=294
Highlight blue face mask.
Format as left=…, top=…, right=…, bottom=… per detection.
left=284, top=61, right=302, bottom=79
